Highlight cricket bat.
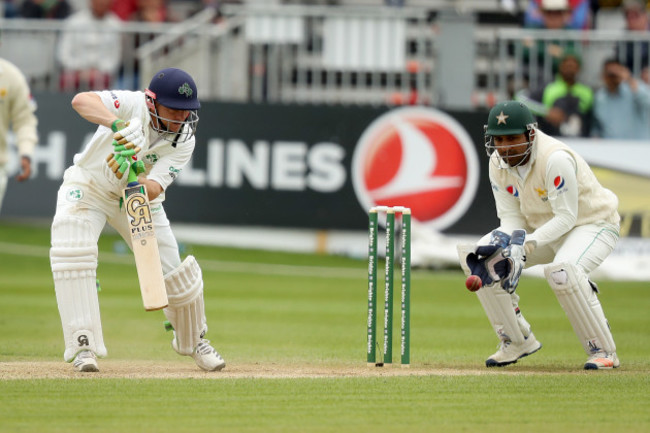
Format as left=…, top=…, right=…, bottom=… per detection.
left=122, top=163, right=168, bottom=311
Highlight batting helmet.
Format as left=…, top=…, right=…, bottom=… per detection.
left=146, top=68, right=200, bottom=110
left=145, top=68, right=200, bottom=143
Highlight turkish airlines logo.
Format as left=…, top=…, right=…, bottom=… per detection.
left=352, top=107, right=480, bottom=230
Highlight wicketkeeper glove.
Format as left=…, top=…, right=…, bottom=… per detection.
left=465, top=229, right=527, bottom=293
left=466, top=230, right=511, bottom=287
left=501, top=230, right=526, bottom=294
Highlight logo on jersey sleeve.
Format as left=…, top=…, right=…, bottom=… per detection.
left=352, top=107, right=479, bottom=230
left=66, top=188, right=84, bottom=202
left=110, top=91, right=120, bottom=108
left=169, top=166, right=181, bottom=179
left=554, top=176, right=565, bottom=190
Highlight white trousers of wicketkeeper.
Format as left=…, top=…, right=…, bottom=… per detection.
left=467, top=221, right=619, bottom=357
left=50, top=166, right=208, bottom=361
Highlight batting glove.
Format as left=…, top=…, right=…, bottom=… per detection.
left=111, top=139, right=141, bottom=158
left=105, top=153, right=131, bottom=180
left=111, top=119, right=127, bottom=133
left=112, top=117, right=144, bottom=155
left=130, top=159, right=145, bottom=175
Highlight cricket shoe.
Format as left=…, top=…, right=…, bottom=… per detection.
left=584, top=352, right=620, bottom=370
left=485, top=333, right=542, bottom=367
left=72, top=350, right=99, bottom=372
left=172, top=336, right=226, bottom=371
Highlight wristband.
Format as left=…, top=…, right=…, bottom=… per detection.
left=111, top=119, right=126, bottom=133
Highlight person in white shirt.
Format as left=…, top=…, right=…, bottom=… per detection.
left=0, top=58, right=38, bottom=213
left=50, top=67, right=226, bottom=373
left=56, top=0, right=122, bottom=90
left=458, top=100, right=621, bottom=370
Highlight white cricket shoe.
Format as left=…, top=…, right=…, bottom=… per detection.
left=172, top=337, right=226, bottom=371
left=72, top=350, right=99, bottom=372
left=485, top=333, right=542, bottom=367
left=584, top=352, right=620, bottom=370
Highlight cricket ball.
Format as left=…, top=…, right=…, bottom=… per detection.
left=465, top=275, right=482, bottom=292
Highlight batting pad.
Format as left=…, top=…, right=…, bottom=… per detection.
left=476, top=284, right=530, bottom=345
left=545, top=262, right=616, bottom=355
left=50, top=216, right=106, bottom=362
left=163, top=255, right=206, bottom=356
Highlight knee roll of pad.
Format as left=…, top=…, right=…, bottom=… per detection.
left=163, top=255, right=206, bottom=356
left=545, top=262, right=616, bottom=355
left=50, top=216, right=106, bottom=361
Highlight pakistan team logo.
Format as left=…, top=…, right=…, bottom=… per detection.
left=178, top=82, right=193, bottom=98
left=66, top=188, right=84, bottom=202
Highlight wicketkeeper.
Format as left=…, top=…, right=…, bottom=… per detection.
left=458, top=101, right=620, bottom=370
left=50, top=68, right=225, bottom=372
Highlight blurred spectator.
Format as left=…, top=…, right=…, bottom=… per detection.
left=111, top=0, right=136, bottom=20
left=591, top=58, right=650, bottom=139
left=521, top=0, right=579, bottom=88
left=615, top=0, right=650, bottom=79
left=116, top=0, right=174, bottom=89
left=20, top=0, right=72, bottom=19
left=525, top=0, right=591, bottom=29
left=130, top=0, right=172, bottom=22
left=3, top=0, right=20, bottom=17
left=57, top=0, right=122, bottom=91
left=0, top=57, right=38, bottom=213
left=519, top=52, right=593, bottom=136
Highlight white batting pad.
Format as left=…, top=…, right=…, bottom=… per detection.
left=476, top=283, right=531, bottom=345
left=163, top=255, right=206, bottom=356
left=50, top=216, right=106, bottom=361
left=545, top=262, right=616, bottom=355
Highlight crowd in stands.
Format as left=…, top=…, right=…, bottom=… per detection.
left=1, top=0, right=650, bottom=140
left=513, top=0, right=650, bottom=139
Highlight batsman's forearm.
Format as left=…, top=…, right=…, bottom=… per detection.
left=139, top=178, right=164, bottom=201
left=71, top=92, right=119, bottom=128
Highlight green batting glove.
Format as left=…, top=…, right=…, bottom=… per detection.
left=111, top=119, right=127, bottom=133
left=117, top=156, right=130, bottom=176
left=112, top=140, right=139, bottom=157
left=131, top=160, right=145, bottom=175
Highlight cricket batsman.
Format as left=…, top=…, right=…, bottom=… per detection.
left=50, top=68, right=225, bottom=372
left=458, top=101, right=620, bottom=370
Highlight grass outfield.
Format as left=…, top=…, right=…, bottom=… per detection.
left=0, top=221, right=648, bottom=433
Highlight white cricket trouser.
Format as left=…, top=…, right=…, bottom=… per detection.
left=525, top=222, right=619, bottom=274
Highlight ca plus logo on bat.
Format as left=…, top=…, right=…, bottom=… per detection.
left=352, top=107, right=480, bottom=230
